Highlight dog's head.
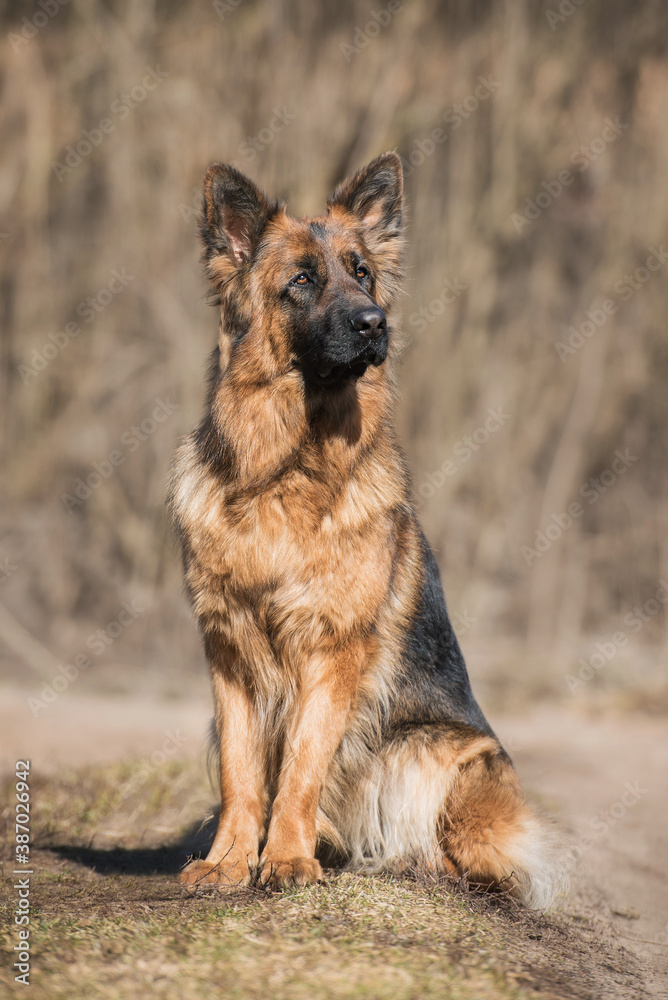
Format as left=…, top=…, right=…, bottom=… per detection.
left=199, top=152, right=404, bottom=391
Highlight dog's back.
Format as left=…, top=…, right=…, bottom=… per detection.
left=170, top=152, right=562, bottom=906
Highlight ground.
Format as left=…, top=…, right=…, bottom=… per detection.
left=0, top=685, right=666, bottom=999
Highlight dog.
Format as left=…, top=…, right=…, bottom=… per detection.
left=168, top=152, right=559, bottom=906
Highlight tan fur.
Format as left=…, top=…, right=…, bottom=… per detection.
left=170, top=154, right=563, bottom=906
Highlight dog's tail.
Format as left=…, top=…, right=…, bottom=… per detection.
left=319, top=728, right=568, bottom=910
left=438, top=742, right=569, bottom=909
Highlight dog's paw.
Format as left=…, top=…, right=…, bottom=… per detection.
left=258, top=856, right=323, bottom=890
left=180, top=858, right=253, bottom=891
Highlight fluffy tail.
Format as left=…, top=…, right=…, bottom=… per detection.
left=318, top=727, right=568, bottom=909
left=438, top=743, right=568, bottom=909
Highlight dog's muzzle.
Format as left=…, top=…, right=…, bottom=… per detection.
left=316, top=337, right=388, bottom=384
left=315, top=305, right=388, bottom=384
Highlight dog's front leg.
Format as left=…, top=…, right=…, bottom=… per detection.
left=181, top=656, right=265, bottom=890
left=258, top=643, right=361, bottom=889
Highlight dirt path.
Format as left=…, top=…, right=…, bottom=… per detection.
left=2, top=685, right=667, bottom=997
left=496, top=710, right=668, bottom=998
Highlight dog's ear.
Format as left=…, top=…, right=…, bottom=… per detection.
left=328, top=152, right=405, bottom=305
left=200, top=164, right=278, bottom=281
left=329, top=151, right=403, bottom=237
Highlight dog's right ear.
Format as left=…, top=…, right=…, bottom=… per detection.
left=200, top=164, right=277, bottom=282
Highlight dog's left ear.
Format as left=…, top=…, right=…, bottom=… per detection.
left=328, top=152, right=405, bottom=305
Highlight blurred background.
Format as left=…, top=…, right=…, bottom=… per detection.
left=1, top=0, right=667, bottom=713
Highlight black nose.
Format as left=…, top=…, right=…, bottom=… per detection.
left=351, top=306, right=386, bottom=339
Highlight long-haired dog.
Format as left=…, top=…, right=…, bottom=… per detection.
left=169, top=152, right=560, bottom=907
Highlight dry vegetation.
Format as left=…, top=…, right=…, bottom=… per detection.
left=1, top=0, right=667, bottom=703
left=0, top=758, right=646, bottom=1000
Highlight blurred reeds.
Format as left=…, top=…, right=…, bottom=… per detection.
left=1, top=0, right=667, bottom=703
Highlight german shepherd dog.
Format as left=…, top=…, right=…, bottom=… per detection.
left=169, top=152, right=558, bottom=907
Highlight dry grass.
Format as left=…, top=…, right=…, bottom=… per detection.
left=1, top=1, right=667, bottom=699
left=0, top=757, right=645, bottom=1000
left=2, top=878, right=540, bottom=1000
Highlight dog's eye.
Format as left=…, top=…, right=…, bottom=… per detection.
left=356, top=265, right=370, bottom=280
left=293, top=273, right=310, bottom=285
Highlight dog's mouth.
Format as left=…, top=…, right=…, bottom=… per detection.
left=315, top=349, right=386, bottom=386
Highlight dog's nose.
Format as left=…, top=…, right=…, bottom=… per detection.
left=351, top=306, right=387, bottom=339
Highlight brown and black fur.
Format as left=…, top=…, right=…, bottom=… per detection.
left=169, top=152, right=560, bottom=906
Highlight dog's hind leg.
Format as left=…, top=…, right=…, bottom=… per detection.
left=324, top=724, right=563, bottom=908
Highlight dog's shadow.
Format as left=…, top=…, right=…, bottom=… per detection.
left=48, top=812, right=220, bottom=878
left=47, top=813, right=344, bottom=878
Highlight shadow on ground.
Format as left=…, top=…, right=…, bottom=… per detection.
left=47, top=811, right=219, bottom=877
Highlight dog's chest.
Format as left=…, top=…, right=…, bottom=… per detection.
left=180, top=462, right=395, bottom=644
